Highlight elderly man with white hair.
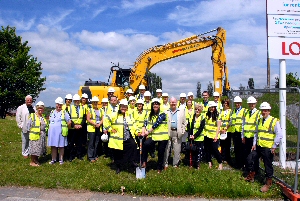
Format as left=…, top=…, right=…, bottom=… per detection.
left=16, top=95, right=36, bottom=158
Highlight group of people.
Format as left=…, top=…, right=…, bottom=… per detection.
left=15, top=84, right=283, bottom=192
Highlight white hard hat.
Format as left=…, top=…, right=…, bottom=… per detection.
left=129, top=96, right=136, bottom=101
left=55, top=97, right=63, bottom=104
left=65, top=94, right=72, bottom=100
left=101, top=98, right=108, bottom=103
left=36, top=101, right=45, bottom=106
left=247, top=96, right=257, bottom=104
left=139, top=84, right=146, bottom=90
left=126, top=89, right=133, bottom=94
left=136, top=99, right=144, bottom=104
left=144, top=91, right=151, bottom=97
left=187, top=92, right=194, bottom=96
left=213, top=92, right=220, bottom=97
left=208, top=101, right=218, bottom=107
left=156, top=89, right=162, bottom=93
left=119, top=99, right=128, bottom=106
left=81, top=93, right=88, bottom=99
left=259, top=102, right=271, bottom=110
left=73, top=94, right=81, bottom=101
left=162, top=93, right=168, bottom=97
left=108, top=87, right=115, bottom=93
left=91, top=96, right=99, bottom=102
left=152, top=98, right=160, bottom=104
left=233, top=96, right=242, bottom=103
left=180, top=93, right=186, bottom=98
left=101, top=134, right=109, bottom=142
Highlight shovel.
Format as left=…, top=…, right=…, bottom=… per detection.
left=136, top=137, right=146, bottom=179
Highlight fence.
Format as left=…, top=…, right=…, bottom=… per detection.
left=228, top=87, right=300, bottom=197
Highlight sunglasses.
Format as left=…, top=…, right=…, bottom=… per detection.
left=153, top=102, right=160, bottom=105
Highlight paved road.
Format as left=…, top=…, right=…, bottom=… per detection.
left=0, top=186, right=281, bottom=201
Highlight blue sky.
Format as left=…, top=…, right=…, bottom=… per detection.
left=1, top=0, right=299, bottom=106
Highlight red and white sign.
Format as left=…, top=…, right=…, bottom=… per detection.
left=267, top=0, right=300, bottom=14
left=269, top=37, right=300, bottom=60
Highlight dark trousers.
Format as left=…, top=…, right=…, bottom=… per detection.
left=142, top=138, right=168, bottom=170
left=232, top=131, right=243, bottom=168
left=184, top=141, right=204, bottom=167
left=87, top=128, right=100, bottom=161
left=68, top=128, right=85, bottom=159
left=220, top=132, right=232, bottom=162
left=113, top=137, right=137, bottom=168
left=204, top=136, right=222, bottom=164
left=247, top=146, right=274, bottom=178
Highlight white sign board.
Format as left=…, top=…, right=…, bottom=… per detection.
left=268, top=15, right=300, bottom=37
left=267, top=0, right=300, bottom=14
left=268, top=37, right=300, bottom=60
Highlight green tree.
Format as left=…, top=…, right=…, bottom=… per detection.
left=275, top=72, right=300, bottom=89
left=0, top=26, right=46, bottom=118
left=146, top=71, right=162, bottom=97
left=207, top=81, right=213, bottom=97
left=196, top=81, right=201, bottom=98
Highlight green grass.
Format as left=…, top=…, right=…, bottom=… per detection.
left=0, top=116, right=285, bottom=199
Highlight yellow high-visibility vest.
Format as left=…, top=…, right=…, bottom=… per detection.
left=160, top=102, right=170, bottom=112
left=70, top=105, right=84, bottom=126
left=231, top=108, right=247, bottom=132
left=257, top=116, right=278, bottom=148
left=219, top=109, right=231, bottom=131
left=104, top=113, right=137, bottom=150
left=244, top=110, right=261, bottom=138
left=193, top=114, right=205, bottom=142
left=204, top=117, right=219, bottom=139
left=132, top=109, right=148, bottom=135
left=146, top=113, right=169, bottom=141
left=185, top=108, right=194, bottom=130
left=87, top=108, right=103, bottom=132
left=29, top=113, right=48, bottom=140
left=49, top=110, right=68, bottom=137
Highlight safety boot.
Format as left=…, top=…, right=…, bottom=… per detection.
left=244, top=171, right=255, bottom=182
left=260, top=178, right=272, bottom=192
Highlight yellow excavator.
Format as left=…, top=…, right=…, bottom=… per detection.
left=79, top=27, right=230, bottom=102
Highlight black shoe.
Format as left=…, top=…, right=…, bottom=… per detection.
left=150, top=152, right=155, bottom=158
left=116, top=168, right=121, bottom=174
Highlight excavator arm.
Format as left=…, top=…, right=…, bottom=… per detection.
left=129, top=27, right=230, bottom=95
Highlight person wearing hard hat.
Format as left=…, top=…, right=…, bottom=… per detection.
left=125, top=88, right=134, bottom=101
left=156, top=89, right=163, bottom=102
left=128, top=96, right=136, bottom=116
left=48, top=97, right=72, bottom=165
left=135, top=84, right=146, bottom=101
left=187, top=92, right=196, bottom=110
left=132, top=99, right=149, bottom=145
left=103, top=99, right=138, bottom=174
left=245, top=102, right=282, bottom=193
left=164, top=97, right=187, bottom=169
left=143, top=91, right=152, bottom=113
left=219, top=99, right=233, bottom=163
left=63, top=94, right=73, bottom=112
left=185, top=103, right=205, bottom=169
left=99, top=98, right=110, bottom=158
left=107, top=87, right=115, bottom=101
left=213, top=91, right=223, bottom=113
left=178, top=93, right=186, bottom=109
left=27, top=101, right=47, bottom=166
left=182, top=99, right=195, bottom=153
left=81, top=93, right=89, bottom=152
left=229, top=96, right=247, bottom=169
left=160, top=93, right=170, bottom=112
left=203, top=101, right=223, bottom=170
left=142, top=98, right=169, bottom=173
left=68, top=94, right=86, bottom=162
left=242, top=96, right=261, bottom=174
left=86, top=96, right=103, bottom=162
left=16, top=95, right=36, bottom=159
left=200, top=91, right=210, bottom=115
left=107, top=95, right=119, bottom=116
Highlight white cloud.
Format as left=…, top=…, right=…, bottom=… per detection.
left=41, top=9, right=74, bottom=28
left=121, top=0, right=177, bottom=12
left=168, top=0, right=265, bottom=26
